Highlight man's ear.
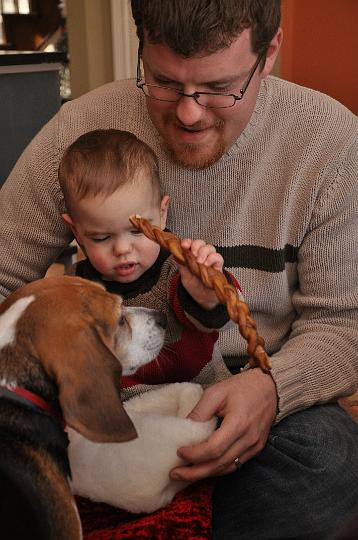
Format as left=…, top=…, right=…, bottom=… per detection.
left=261, top=27, right=283, bottom=78
left=62, top=213, right=78, bottom=237
left=160, top=195, right=170, bottom=229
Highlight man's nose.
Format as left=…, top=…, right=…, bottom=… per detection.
left=174, top=94, right=206, bottom=126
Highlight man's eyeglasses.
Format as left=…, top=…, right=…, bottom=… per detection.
left=136, top=50, right=264, bottom=109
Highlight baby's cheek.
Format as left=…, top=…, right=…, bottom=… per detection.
left=87, top=249, right=109, bottom=273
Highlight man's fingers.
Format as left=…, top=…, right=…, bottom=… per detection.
left=178, top=415, right=241, bottom=463
left=171, top=437, right=253, bottom=482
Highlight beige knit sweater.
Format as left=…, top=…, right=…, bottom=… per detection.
left=0, top=76, right=357, bottom=421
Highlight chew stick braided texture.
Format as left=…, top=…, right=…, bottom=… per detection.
left=129, top=215, right=271, bottom=373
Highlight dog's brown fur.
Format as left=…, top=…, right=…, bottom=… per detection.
left=0, top=276, right=156, bottom=539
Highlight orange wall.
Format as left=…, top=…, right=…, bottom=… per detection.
left=280, top=0, right=358, bottom=114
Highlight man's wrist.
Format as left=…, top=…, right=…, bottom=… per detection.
left=242, top=367, right=279, bottom=420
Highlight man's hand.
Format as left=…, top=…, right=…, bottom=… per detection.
left=178, top=238, right=224, bottom=310
left=170, top=368, right=278, bottom=481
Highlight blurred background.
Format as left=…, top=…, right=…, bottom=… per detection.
left=0, top=0, right=357, bottom=187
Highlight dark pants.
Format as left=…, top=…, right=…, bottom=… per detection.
left=212, top=404, right=358, bottom=539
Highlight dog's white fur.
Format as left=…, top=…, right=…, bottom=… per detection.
left=0, top=296, right=34, bottom=349
left=119, top=307, right=168, bottom=375
left=68, top=382, right=216, bottom=514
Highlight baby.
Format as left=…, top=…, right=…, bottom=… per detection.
left=59, top=129, right=239, bottom=398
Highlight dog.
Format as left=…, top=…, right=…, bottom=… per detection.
left=0, top=275, right=166, bottom=540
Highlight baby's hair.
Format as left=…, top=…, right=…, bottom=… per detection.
left=59, top=129, right=161, bottom=214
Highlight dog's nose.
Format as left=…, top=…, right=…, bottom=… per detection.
left=155, top=312, right=167, bottom=329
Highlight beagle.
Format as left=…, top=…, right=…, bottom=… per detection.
left=0, top=276, right=166, bottom=540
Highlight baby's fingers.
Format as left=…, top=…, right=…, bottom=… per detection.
left=195, top=243, right=216, bottom=264
left=202, top=252, right=224, bottom=270
left=181, top=238, right=193, bottom=250
left=188, top=239, right=207, bottom=258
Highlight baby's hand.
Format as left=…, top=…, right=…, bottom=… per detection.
left=178, top=239, right=224, bottom=310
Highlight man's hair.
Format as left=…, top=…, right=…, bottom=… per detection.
left=59, top=129, right=161, bottom=214
left=131, top=0, right=281, bottom=57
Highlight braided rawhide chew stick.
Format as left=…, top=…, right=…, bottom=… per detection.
left=129, top=215, right=271, bottom=373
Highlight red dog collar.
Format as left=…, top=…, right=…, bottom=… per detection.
left=0, top=385, right=62, bottom=422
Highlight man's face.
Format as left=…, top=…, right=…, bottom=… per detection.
left=141, top=29, right=270, bottom=169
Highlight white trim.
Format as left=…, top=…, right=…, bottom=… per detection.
left=110, top=0, right=138, bottom=81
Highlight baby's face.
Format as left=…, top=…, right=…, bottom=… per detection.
left=71, top=178, right=169, bottom=283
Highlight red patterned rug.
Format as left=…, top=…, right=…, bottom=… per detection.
left=77, top=479, right=214, bottom=540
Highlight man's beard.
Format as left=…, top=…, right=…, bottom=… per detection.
left=159, top=114, right=226, bottom=169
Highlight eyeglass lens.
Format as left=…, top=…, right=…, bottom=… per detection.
left=141, top=85, right=237, bottom=108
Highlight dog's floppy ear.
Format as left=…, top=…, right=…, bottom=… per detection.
left=45, top=326, right=137, bottom=443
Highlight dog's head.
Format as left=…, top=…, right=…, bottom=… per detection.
left=0, top=276, right=166, bottom=443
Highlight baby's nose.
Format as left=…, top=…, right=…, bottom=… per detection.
left=113, top=239, right=131, bottom=256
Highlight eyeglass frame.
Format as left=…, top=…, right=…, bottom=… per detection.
left=136, top=48, right=264, bottom=109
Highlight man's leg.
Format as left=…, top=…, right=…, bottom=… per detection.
left=212, top=404, right=358, bottom=540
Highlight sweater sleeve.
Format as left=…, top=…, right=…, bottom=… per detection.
left=172, top=269, right=237, bottom=331
left=271, top=139, right=358, bottom=421
left=0, top=112, right=73, bottom=296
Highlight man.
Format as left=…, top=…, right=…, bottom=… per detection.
left=0, top=1, right=357, bottom=538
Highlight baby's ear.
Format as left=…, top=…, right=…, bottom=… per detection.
left=160, top=196, right=170, bottom=228
left=62, top=213, right=77, bottom=237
